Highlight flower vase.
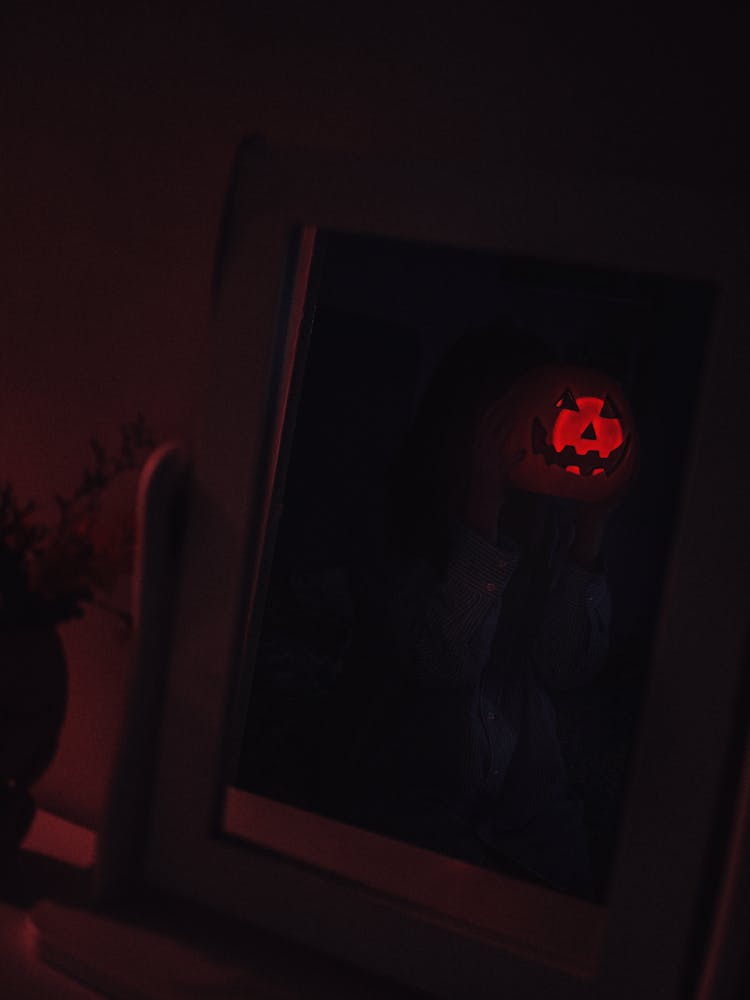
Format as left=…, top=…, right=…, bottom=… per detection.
left=0, top=626, right=67, bottom=854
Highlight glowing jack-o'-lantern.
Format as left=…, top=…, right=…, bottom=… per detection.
left=501, top=365, right=636, bottom=502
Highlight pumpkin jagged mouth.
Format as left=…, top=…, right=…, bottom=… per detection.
left=532, top=417, right=631, bottom=477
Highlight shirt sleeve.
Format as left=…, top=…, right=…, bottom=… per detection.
left=532, top=560, right=612, bottom=692
left=387, top=523, right=520, bottom=689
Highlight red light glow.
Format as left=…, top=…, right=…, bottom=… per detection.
left=551, top=396, right=624, bottom=461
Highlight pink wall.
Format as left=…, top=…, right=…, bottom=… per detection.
left=0, top=4, right=745, bottom=827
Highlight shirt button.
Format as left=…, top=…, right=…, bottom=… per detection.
left=484, top=582, right=497, bottom=594
left=491, top=769, right=500, bottom=776
left=487, top=711, right=496, bottom=720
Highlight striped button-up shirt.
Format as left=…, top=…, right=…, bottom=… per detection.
left=353, top=511, right=610, bottom=887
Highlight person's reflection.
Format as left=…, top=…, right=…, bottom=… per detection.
left=337, top=326, right=620, bottom=897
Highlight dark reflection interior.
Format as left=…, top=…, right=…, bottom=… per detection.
left=230, top=231, right=714, bottom=901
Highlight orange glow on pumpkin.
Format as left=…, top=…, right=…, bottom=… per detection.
left=551, top=396, right=625, bottom=464
left=501, top=365, right=636, bottom=502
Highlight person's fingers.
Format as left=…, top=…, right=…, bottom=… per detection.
left=477, top=400, right=504, bottom=437
left=497, top=448, right=526, bottom=478
left=479, top=400, right=515, bottom=446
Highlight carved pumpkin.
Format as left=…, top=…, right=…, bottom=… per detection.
left=501, top=365, right=636, bottom=502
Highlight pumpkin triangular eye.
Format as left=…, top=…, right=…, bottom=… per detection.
left=581, top=422, right=597, bottom=440
left=600, top=394, right=621, bottom=419
left=556, top=388, right=579, bottom=411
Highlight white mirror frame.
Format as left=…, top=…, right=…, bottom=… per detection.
left=143, top=139, right=750, bottom=999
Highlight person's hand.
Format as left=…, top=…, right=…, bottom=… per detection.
left=572, top=421, right=638, bottom=570
left=571, top=478, right=630, bottom=570
left=464, top=399, right=525, bottom=542
left=571, top=499, right=613, bottom=571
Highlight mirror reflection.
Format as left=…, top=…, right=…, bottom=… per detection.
left=228, top=231, right=713, bottom=901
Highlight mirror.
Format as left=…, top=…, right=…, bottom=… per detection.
left=223, top=228, right=714, bottom=903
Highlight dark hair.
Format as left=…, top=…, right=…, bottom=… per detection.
left=387, top=322, right=555, bottom=564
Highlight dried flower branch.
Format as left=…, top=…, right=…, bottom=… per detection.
left=0, top=417, right=156, bottom=629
